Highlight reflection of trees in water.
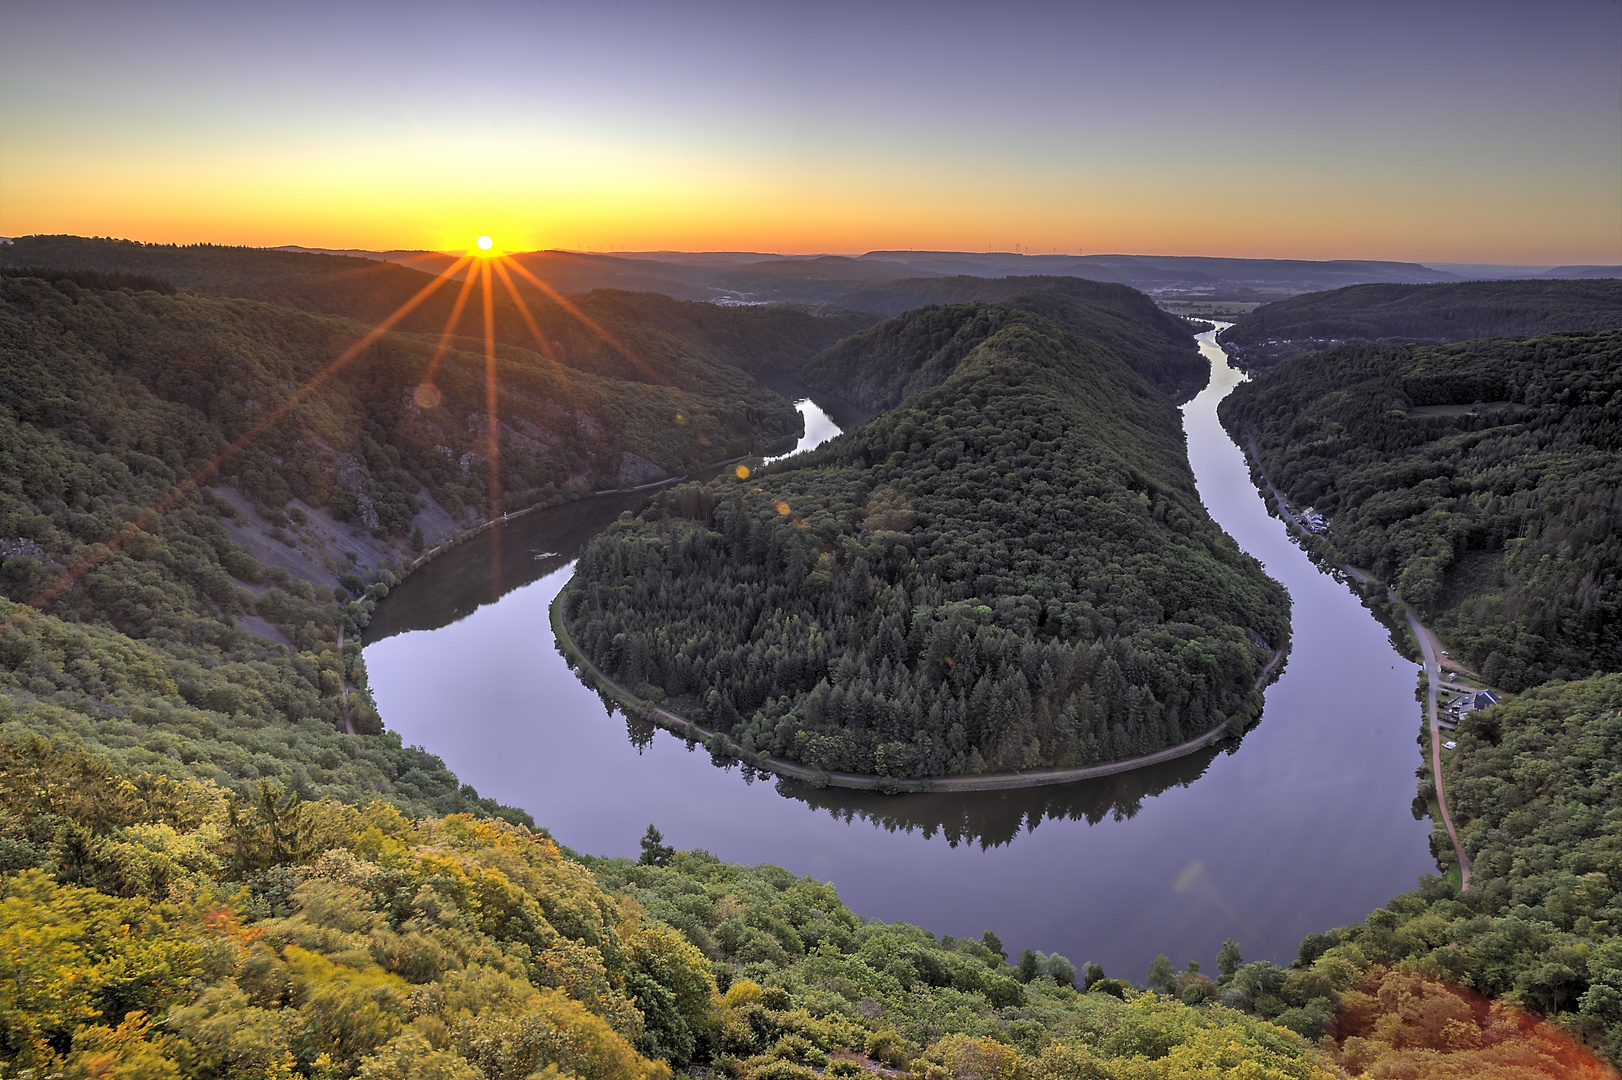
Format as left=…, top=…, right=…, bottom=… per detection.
left=365, top=491, right=650, bottom=642
left=369, top=462, right=751, bottom=643
left=771, top=744, right=1232, bottom=850
left=625, top=709, right=657, bottom=752
left=376, top=483, right=1250, bottom=853
left=600, top=691, right=1242, bottom=850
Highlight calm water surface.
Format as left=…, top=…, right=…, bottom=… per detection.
left=366, top=336, right=1434, bottom=980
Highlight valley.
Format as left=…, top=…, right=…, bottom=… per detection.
left=2, top=244, right=1618, bottom=1076
left=361, top=326, right=1434, bottom=986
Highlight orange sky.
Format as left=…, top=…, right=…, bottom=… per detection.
left=3, top=1, right=1619, bottom=264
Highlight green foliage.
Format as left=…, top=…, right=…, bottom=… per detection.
left=0, top=869, right=204, bottom=1068
left=0, top=270, right=801, bottom=553
left=1, top=236, right=876, bottom=371
left=566, top=305, right=1287, bottom=777
left=1220, top=330, right=1622, bottom=689
left=0, top=599, right=529, bottom=822
left=1221, top=279, right=1622, bottom=367
left=1, top=263, right=177, bottom=295
left=0, top=763, right=686, bottom=1077
left=588, top=848, right=1337, bottom=1079
left=1445, top=674, right=1622, bottom=1053
left=0, top=744, right=1351, bottom=1078
left=802, top=280, right=1208, bottom=406
left=639, top=824, right=674, bottom=867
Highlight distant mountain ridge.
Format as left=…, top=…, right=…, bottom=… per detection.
left=1218, top=278, right=1622, bottom=368
left=28, top=233, right=1622, bottom=311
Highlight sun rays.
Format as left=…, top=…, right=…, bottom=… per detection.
left=4, top=237, right=698, bottom=634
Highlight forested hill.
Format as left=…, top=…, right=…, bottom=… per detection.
left=0, top=270, right=801, bottom=547
left=801, top=283, right=1207, bottom=409
left=0, top=237, right=877, bottom=382
left=564, top=305, right=1289, bottom=780
left=1219, top=330, right=1621, bottom=691
left=0, top=264, right=826, bottom=824
left=1218, top=279, right=1622, bottom=368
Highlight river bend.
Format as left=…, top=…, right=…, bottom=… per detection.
left=366, top=336, right=1434, bottom=979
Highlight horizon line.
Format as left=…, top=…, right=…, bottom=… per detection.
left=6, top=235, right=1620, bottom=272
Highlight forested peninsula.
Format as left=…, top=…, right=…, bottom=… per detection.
left=562, top=301, right=1289, bottom=781
left=1219, top=278, right=1622, bottom=368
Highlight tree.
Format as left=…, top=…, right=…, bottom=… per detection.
left=227, top=780, right=316, bottom=873
left=1218, top=938, right=1244, bottom=984
left=1017, top=948, right=1041, bottom=983
left=980, top=930, right=1007, bottom=961
left=1147, top=954, right=1177, bottom=994
left=639, top=824, right=673, bottom=867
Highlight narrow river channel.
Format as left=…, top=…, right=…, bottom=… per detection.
left=365, top=331, right=1435, bottom=980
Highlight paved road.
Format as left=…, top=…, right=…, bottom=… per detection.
left=1392, top=591, right=1473, bottom=891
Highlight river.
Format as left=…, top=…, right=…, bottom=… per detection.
left=364, top=330, right=1435, bottom=981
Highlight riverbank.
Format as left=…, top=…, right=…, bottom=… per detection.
left=1394, top=593, right=1474, bottom=891
left=400, top=455, right=755, bottom=580
left=550, top=585, right=1286, bottom=794
left=1238, top=431, right=1479, bottom=888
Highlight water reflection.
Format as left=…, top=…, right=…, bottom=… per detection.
left=370, top=381, right=867, bottom=643
left=777, top=742, right=1226, bottom=849
left=366, top=339, right=1435, bottom=977
left=368, top=491, right=648, bottom=643
left=763, top=398, right=841, bottom=465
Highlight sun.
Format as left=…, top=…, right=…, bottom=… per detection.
left=476, top=235, right=494, bottom=252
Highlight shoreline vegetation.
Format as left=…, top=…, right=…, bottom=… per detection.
left=1239, top=432, right=1480, bottom=886
left=1218, top=302, right=1622, bottom=1064
left=1219, top=329, right=1620, bottom=690
left=550, top=583, right=1287, bottom=793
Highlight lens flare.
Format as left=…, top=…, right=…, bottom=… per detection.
left=8, top=238, right=739, bottom=638
left=735, top=465, right=751, bottom=479
left=8, top=253, right=473, bottom=632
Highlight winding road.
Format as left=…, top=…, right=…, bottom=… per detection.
left=1393, top=593, right=1473, bottom=891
